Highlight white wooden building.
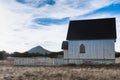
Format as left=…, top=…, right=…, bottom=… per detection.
left=62, top=18, right=117, bottom=64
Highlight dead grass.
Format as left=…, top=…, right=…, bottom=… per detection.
left=0, top=58, right=120, bottom=80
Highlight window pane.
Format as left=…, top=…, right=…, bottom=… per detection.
left=80, top=44, right=85, bottom=53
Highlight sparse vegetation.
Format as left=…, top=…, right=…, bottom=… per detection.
left=0, top=58, right=120, bottom=80
left=10, top=51, right=63, bottom=58
left=0, top=51, right=120, bottom=80
left=45, top=51, right=63, bottom=58
left=10, top=52, right=45, bottom=57
left=0, top=51, right=9, bottom=60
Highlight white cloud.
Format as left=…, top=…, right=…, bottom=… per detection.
left=30, top=0, right=117, bottom=18
left=0, top=0, right=120, bottom=52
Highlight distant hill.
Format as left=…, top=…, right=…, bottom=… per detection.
left=28, top=46, right=51, bottom=54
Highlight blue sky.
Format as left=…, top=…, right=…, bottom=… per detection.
left=0, top=0, right=120, bottom=53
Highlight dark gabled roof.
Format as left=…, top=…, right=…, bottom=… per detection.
left=61, top=41, right=68, bottom=50
left=67, top=18, right=116, bottom=40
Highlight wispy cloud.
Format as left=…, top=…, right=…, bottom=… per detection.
left=0, top=0, right=120, bottom=52
left=33, top=17, right=69, bottom=26
left=16, top=0, right=56, bottom=8
left=82, top=3, right=120, bottom=17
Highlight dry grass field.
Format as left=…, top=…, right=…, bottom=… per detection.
left=0, top=58, right=120, bottom=80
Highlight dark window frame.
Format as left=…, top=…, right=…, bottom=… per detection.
left=80, top=44, right=85, bottom=53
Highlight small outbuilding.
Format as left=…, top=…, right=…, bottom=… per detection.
left=62, top=18, right=117, bottom=64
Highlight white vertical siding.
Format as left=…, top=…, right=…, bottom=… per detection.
left=64, top=50, right=68, bottom=58
left=64, top=39, right=115, bottom=60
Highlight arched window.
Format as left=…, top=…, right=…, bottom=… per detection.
left=80, top=44, right=85, bottom=53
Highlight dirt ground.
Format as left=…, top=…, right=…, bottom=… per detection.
left=0, top=58, right=120, bottom=80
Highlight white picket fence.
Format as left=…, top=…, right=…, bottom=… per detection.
left=14, top=57, right=115, bottom=66
left=14, top=57, right=64, bottom=66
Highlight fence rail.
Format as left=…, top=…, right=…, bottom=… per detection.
left=14, top=57, right=64, bottom=66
